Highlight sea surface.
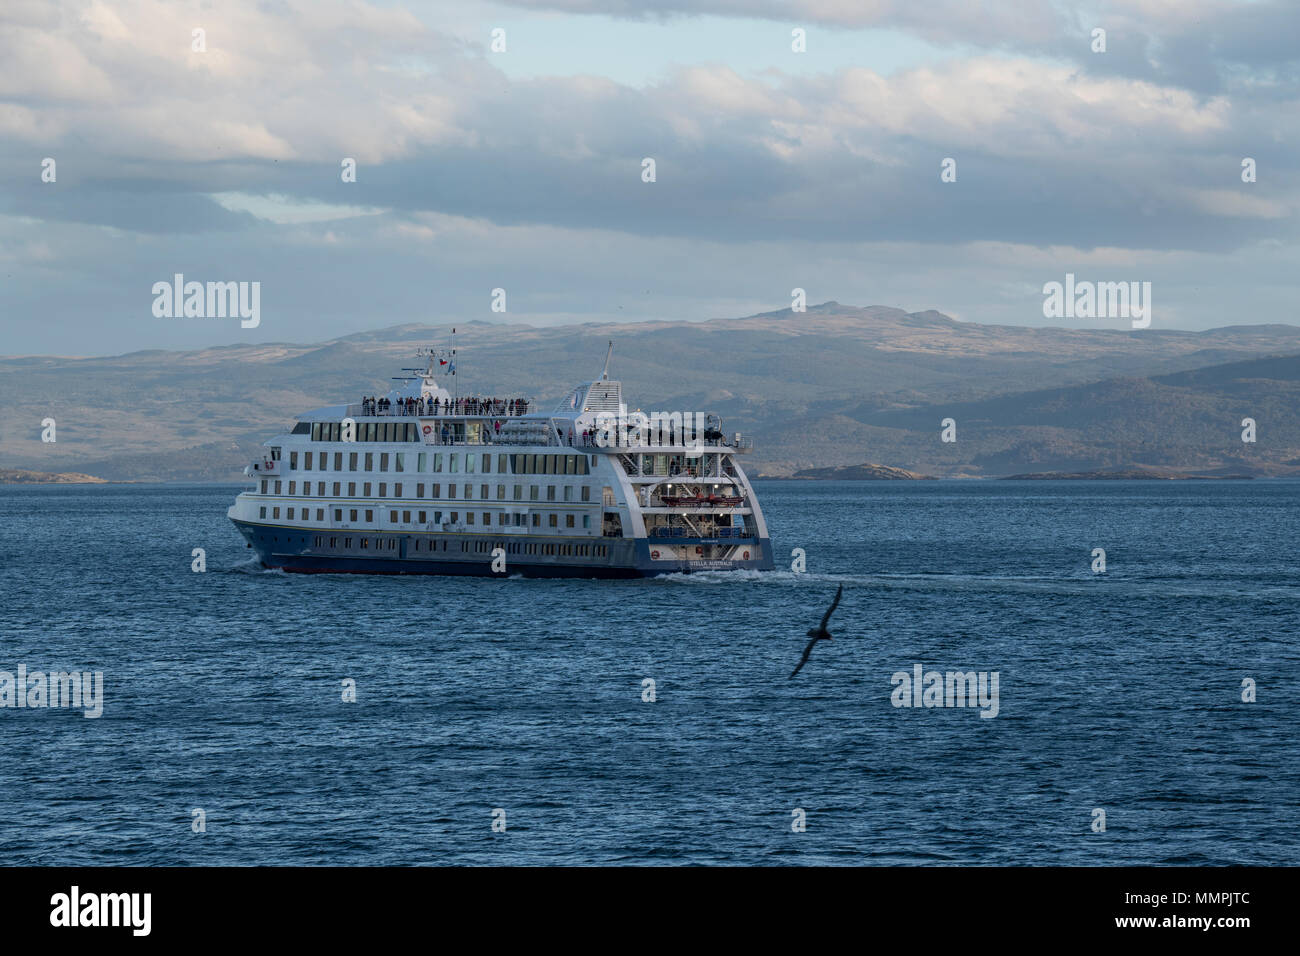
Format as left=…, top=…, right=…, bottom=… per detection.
left=0, top=480, right=1297, bottom=866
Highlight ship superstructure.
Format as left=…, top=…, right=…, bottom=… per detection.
left=227, top=345, right=773, bottom=576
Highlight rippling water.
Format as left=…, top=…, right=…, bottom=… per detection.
left=1, top=480, right=1296, bottom=865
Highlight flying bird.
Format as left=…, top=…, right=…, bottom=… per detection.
left=789, top=584, right=843, bottom=679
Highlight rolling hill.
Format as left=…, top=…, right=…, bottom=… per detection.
left=3, top=303, right=1299, bottom=480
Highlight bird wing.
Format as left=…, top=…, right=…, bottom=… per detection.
left=819, top=584, right=843, bottom=631
left=789, top=637, right=818, bottom=679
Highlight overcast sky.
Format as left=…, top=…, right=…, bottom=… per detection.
left=1, top=0, right=1296, bottom=355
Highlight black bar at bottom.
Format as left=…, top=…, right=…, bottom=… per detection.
left=0, top=866, right=1270, bottom=942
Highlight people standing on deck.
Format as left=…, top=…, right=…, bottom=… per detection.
left=365, top=394, right=532, bottom=419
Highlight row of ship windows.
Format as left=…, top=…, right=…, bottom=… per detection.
left=309, top=422, right=419, bottom=443
left=261, top=505, right=589, bottom=529
left=284, top=450, right=595, bottom=476
left=306, top=534, right=610, bottom=558
left=262, top=479, right=596, bottom=502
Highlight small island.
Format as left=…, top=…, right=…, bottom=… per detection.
left=789, top=463, right=937, bottom=480
left=0, top=468, right=108, bottom=484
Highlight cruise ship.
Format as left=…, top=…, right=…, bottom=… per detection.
left=227, top=346, right=774, bottom=576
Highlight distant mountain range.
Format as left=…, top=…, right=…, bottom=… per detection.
left=3, top=302, right=1299, bottom=480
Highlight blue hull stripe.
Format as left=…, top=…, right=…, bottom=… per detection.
left=231, top=519, right=774, bottom=577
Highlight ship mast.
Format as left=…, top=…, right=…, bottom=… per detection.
left=600, top=340, right=613, bottom=381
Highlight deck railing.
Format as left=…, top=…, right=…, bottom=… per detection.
left=343, top=400, right=532, bottom=419
left=648, top=526, right=750, bottom=539
left=586, top=435, right=753, bottom=455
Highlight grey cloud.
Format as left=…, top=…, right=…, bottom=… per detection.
left=3, top=181, right=260, bottom=233
left=495, top=0, right=1300, bottom=94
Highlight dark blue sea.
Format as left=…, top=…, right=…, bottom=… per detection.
left=1, top=480, right=1297, bottom=865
